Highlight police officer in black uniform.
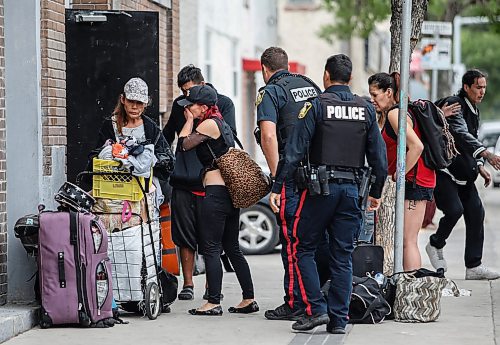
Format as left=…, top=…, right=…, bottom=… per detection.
left=270, top=54, right=387, bottom=333
left=255, top=47, right=325, bottom=321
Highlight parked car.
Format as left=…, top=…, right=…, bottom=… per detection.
left=478, top=121, right=500, bottom=150
left=492, top=136, right=500, bottom=188
left=238, top=194, right=280, bottom=255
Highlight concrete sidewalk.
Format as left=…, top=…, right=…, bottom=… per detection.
left=344, top=280, right=499, bottom=345
left=0, top=304, right=38, bottom=343
left=1, top=187, right=499, bottom=345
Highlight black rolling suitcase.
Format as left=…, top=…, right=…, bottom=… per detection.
left=352, top=210, right=384, bottom=277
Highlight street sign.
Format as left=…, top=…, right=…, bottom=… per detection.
left=420, top=37, right=452, bottom=70
left=421, top=21, right=453, bottom=36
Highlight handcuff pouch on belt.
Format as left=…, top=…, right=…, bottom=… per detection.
left=301, top=165, right=361, bottom=197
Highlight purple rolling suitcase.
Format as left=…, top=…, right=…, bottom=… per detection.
left=38, top=210, right=113, bottom=328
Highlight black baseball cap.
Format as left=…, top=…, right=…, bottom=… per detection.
left=177, top=85, right=217, bottom=107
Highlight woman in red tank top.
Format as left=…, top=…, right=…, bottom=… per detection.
left=368, top=72, right=435, bottom=270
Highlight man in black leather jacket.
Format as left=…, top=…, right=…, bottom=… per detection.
left=426, top=69, right=500, bottom=280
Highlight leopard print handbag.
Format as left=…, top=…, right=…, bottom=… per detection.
left=211, top=147, right=271, bottom=208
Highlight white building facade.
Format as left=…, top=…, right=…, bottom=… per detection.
left=179, top=0, right=279, bottom=160
left=278, top=0, right=390, bottom=96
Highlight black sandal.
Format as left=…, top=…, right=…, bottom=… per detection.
left=178, top=286, right=194, bottom=300
left=188, top=305, right=223, bottom=316
left=228, top=301, right=259, bottom=314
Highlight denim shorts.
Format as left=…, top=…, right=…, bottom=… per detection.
left=405, top=182, right=434, bottom=201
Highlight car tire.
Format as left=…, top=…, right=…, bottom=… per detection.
left=493, top=182, right=500, bottom=188
left=239, top=204, right=279, bottom=255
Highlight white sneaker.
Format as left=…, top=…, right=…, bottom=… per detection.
left=465, top=265, right=500, bottom=280
left=425, top=242, right=448, bottom=272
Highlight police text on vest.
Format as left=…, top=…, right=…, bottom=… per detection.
left=290, top=87, right=318, bottom=102
left=326, top=106, right=366, bottom=120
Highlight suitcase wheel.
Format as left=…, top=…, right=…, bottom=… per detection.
left=78, top=310, right=91, bottom=327
left=38, top=308, right=52, bottom=329
left=145, top=282, right=161, bottom=320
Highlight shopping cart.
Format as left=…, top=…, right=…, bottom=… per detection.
left=77, top=169, right=163, bottom=320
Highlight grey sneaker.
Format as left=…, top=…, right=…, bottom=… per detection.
left=425, top=242, right=448, bottom=272
left=465, top=265, right=500, bottom=280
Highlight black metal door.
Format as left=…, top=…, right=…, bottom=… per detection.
left=66, top=10, right=159, bottom=183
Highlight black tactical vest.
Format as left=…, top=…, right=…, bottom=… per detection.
left=309, top=92, right=368, bottom=168
left=269, top=73, right=320, bottom=153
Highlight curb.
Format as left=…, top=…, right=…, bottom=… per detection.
left=0, top=304, right=39, bottom=344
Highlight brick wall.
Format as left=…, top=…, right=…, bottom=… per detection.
left=40, top=0, right=67, bottom=176
left=0, top=0, right=6, bottom=306
left=70, top=0, right=112, bottom=10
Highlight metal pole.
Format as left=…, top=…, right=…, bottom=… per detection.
left=453, top=16, right=462, bottom=66
left=452, top=16, right=462, bottom=93
left=431, top=32, right=439, bottom=101
left=394, top=0, right=412, bottom=273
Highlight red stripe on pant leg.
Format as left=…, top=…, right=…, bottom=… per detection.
left=279, top=183, right=295, bottom=309
left=291, top=190, right=312, bottom=315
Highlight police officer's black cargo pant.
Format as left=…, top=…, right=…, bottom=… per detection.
left=431, top=171, right=484, bottom=269
left=294, top=182, right=361, bottom=328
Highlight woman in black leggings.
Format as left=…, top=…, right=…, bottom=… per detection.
left=178, top=85, right=258, bottom=316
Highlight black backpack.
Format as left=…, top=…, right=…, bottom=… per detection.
left=349, top=275, right=391, bottom=324
left=158, top=268, right=178, bottom=311
left=14, top=214, right=40, bottom=256
left=407, top=100, right=458, bottom=170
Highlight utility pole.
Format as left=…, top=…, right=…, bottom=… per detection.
left=431, top=31, right=439, bottom=101
left=394, top=0, right=412, bottom=274
left=452, top=16, right=497, bottom=93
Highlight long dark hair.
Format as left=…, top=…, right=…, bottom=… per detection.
left=368, top=72, right=400, bottom=127
left=112, top=94, right=147, bottom=135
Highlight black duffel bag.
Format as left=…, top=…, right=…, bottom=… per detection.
left=349, top=275, right=391, bottom=324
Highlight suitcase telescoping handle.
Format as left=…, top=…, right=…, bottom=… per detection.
left=69, top=210, right=78, bottom=245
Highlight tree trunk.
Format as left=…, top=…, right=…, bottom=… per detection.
left=375, top=179, right=396, bottom=275
left=389, top=0, right=429, bottom=72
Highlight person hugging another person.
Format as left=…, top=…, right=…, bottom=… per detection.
left=177, top=85, right=258, bottom=316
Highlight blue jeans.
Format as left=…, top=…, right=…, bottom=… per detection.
left=294, top=182, right=361, bottom=328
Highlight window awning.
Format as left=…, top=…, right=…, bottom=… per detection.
left=242, top=58, right=306, bottom=74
